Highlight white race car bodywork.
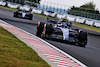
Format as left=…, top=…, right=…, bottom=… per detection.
left=60, top=28, right=69, bottom=40
left=54, top=24, right=69, bottom=40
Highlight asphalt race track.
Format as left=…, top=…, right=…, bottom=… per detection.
left=0, top=8, right=100, bottom=67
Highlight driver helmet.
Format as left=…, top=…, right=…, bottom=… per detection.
left=60, top=17, right=67, bottom=22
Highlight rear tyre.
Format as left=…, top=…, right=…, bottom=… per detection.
left=36, top=22, right=45, bottom=37
left=13, top=12, right=17, bottom=17
left=78, top=31, right=87, bottom=47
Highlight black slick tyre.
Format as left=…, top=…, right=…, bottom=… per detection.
left=41, top=23, right=53, bottom=38
left=78, top=31, right=87, bottom=47
left=45, top=24, right=53, bottom=35
left=29, top=14, right=33, bottom=20
left=36, top=22, right=45, bottom=37
left=13, top=12, right=17, bottom=17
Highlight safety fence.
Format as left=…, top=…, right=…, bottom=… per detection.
left=0, top=1, right=100, bottom=28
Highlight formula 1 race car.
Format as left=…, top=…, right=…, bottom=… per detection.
left=36, top=18, right=88, bottom=47
left=13, top=10, right=33, bottom=20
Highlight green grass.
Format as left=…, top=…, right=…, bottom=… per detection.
left=0, top=27, right=50, bottom=67
left=0, top=6, right=17, bottom=11
left=0, top=5, right=100, bottom=32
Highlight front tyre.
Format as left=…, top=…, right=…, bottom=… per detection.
left=78, top=31, right=88, bottom=47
